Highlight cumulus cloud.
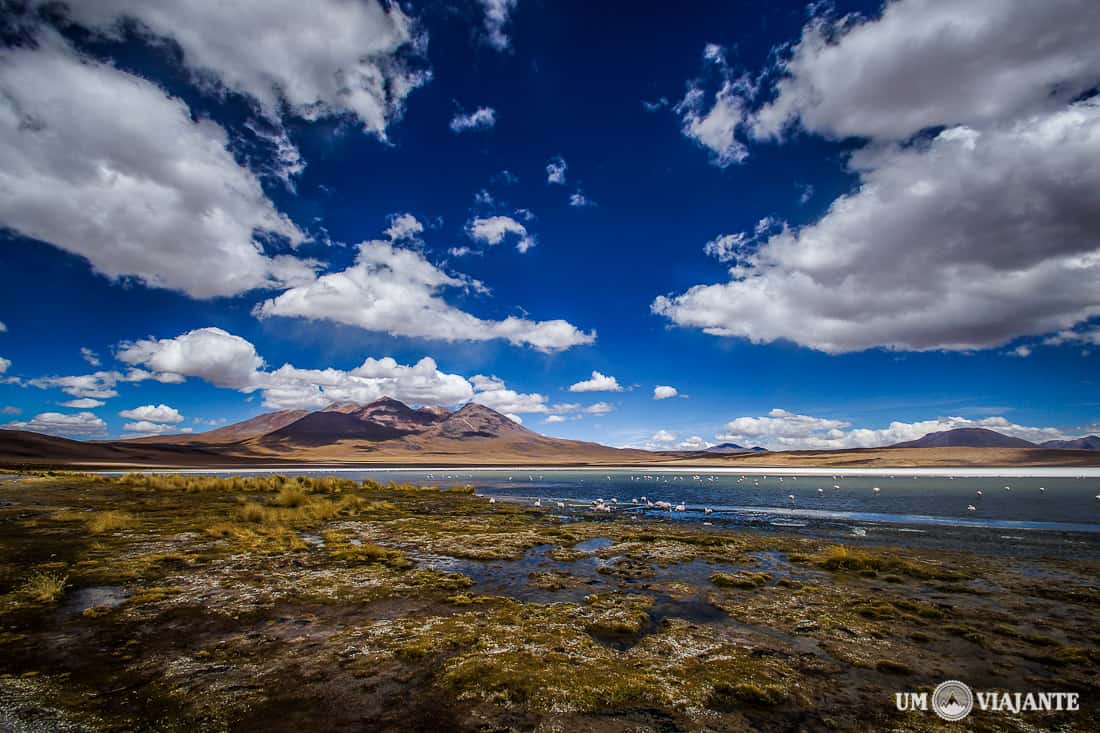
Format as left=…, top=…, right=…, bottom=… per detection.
left=545, top=414, right=566, bottom=424
left=585, top=402, right=614, bottom=415
left=545, top=156, right=567, bottom=184
left=51, top=0, right=429, bottom=138
left=123, top=420, right=192, bottom=436
left=60, top=398, right=105, bottom=409
left=569, top=190, right=595, bottom=207
left=118, top=328, right=264, bottom=390
left=716, top=408, right=1076, bottom=450
left=80, top=348, right=101, bottom=367
left=650, top=429, right=677, bottom=444
left=0, top=32, right=315, bottom=299
left=678, top=435, right=711, bottom=450
left=751, top=0, right=1100, bottom=142
left=478, top=0, right=517, bottom=51
left=118, top=404, right=184, bottom=424
left=675, top=79, right=748, bottom=167
left=449, top=106, right=496, bottom=133
left=0, top=357, right=9, bottom=375
left=467, top=216, right=535, bottom=253
left=569, top=371, right=623, bottom=393
left=470, top=374, right=549, bottom=414
left=384, top=213, right=424, bottom=241
left=3, top=411, right=106, bottom=437
left=656, top=102, right=1100, bottom=352
left=27, top=368, right=180, bottom=400
left=114, top=326, right=473, bottom=411
left=254, top=238, right=593, bottom=351
left=653, top=385, right=678, bottom=400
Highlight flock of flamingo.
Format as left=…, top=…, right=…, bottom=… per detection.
left=415, top=471, right=1100, bottom=519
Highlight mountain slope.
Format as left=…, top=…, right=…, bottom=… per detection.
left=891, top=427, right=1036, bottom=449
left=1041, top=435, right=1100, bottom=451
left=123, top=409, right=309, bottom=444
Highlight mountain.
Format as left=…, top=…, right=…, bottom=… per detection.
left=1041, top=435, right=1100, bottom=451
left=4, top=400, right=1100, bottom=468
left=890, top=427, right=1037, bottom=449
left=122, top=409, right=309, bottom=444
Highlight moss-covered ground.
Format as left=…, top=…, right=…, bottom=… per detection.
left=0, top=472, right=1097, bottom=731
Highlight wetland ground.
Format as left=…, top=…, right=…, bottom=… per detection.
left=0, top=472, right=1098, bottom=732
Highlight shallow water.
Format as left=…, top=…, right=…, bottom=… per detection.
left=119, top=468, right=1100, bottom=559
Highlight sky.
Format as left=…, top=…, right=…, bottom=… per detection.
left=1, top=0, right=1099, bottom=451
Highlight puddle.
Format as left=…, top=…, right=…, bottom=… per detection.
left=300, top=533, right=325, bottom=547
left=59, top=585, right=130, bottom=617
left=574, top=537, right=613, bottom=552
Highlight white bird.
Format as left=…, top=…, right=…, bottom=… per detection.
left=1004, top=485, right=1012, bottom=491
left=967, top=504, right=976, bottom=512
left=1039, top=487, right=1045, bottom=493
left=788, top=494, right=795, bottom=503
left=556, top=501, right=565, bottom=509
left=833, top=484, right=841, bottom=490
left=872, top=487, right=880, bottom=494
left=976, top=489, right=983, bottom=496
left=488, top=498, right=496, bottom=504
left=534, top=498, right=541, bottom=507
left=704, top=507, right=713, bottom=515
left=675, top=502, right=686, bottom=512
left=817, top=488, right=824, bottom=494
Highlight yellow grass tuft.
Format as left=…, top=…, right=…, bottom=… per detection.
left=21, top=571, right=68, bottom=603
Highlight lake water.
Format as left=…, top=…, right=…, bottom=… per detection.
left=123, top=467, right=1100, bottom=560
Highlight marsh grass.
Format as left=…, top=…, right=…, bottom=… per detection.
left=20, top=570, right=68, bottom=603
left=710, top=571, right=770, bottom=589
left=56, top=509, right=136, bottom=534
left=811, top=545, right=958, bottom=580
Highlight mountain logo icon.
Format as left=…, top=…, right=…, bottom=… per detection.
left=932, top=680, right=974, bottom=721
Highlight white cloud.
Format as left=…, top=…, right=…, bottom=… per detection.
left=118, top=327, right=264, bottom=390
left=0, top=31, right=316, bottom=299
left=80, top=348, right=101, bottom=367
left=0, top=357, right=9, bottom=375
left=60, top=398, right=105, bottom=409
left=650, top=429, right=677, bottom=444
left=384, top=213, right=424, bottom=241
left=569, top=371, right=623, bottom=393
left=467, top=216, right=535, bottom=253
left=751, top=0, right=1100, bottom=142
left=716, top=408, right=1075, bottom=450
left=470, top=374, right=549, bottom=414
left=478, top=0, right=517, bottom=51
left=675, top=79, right=748, bottom=167
left=1009, top=345, right=1032, bottom=358
left=0, top=321, right=6, bottom=332
left=123, top=420, right=191, bottom=436
left=569, top=190, right=595, bottom=207
left=656, top=100, right=1100, bottom=353
left=114, top=326, right=473, bottom=411
left=702, top=233, right=747, bottom=263
left=54, top=0, right=429, bottom=138
left=1044, top=327, right=1100, bottom=347
left=653, top=385, right=678, bottom=400
left=254, top=239, right=593, bottom=351
left=546, top=156, right=567, bottom=184
left=27, top=368, right=179, bottom=400
left=3, top=411, right=106, bottom=437
left=118, top=404, right=184, bottom=424
left=585, top=402, right=614, bottom=415
left=545, top=414, right=566, bottom=424
left=449, top=107, right=496, bottom=133
left=678, top=435, right=711, bottom=450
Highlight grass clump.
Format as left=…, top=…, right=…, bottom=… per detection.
left=322, top=530, right=412, bottom=568
left=710, top=571, right=770, bottom=589
left=20, top=571, right=68, bottom=603
left=709, top=681, right=787, bottom=707
left=811, top=545, right=957, bottom=580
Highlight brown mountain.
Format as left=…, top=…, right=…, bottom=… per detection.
left=1041, top=435, right=1100, bottom=451
left=890, top=427, right=1037, bottom=449
left=122, top=409, right=309, bottom=444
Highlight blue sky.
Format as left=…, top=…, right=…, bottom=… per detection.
left=1, top=0, right=1098, bottom=449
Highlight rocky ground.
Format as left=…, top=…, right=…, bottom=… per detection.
left=0, top=472, right=1097, bottom=732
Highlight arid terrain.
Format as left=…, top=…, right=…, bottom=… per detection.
left=2, top=399, right=1098, bottom=470
left=1, top=472, right=1098, bottom=731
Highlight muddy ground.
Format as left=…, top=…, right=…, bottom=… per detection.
left=0, top=473, right=1097, bottom=732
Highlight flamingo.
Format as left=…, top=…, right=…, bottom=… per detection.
left=534, top=498, right=541, bottom=507
left=674, top=502, right=686, bottom=512
left=488, top=497, right=496, bottom=505
left=976, top=490, right=983, bottom=497
left=704, top=507, right=713, bottom=515
left=872, top=487, right=880, bottom=494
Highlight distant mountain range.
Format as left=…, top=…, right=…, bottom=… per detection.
left=0, top=400, right=1097, bottom=468
left=890, top=427, right=1100, bottom=450
left=704, top=442, right=769, bottom=454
